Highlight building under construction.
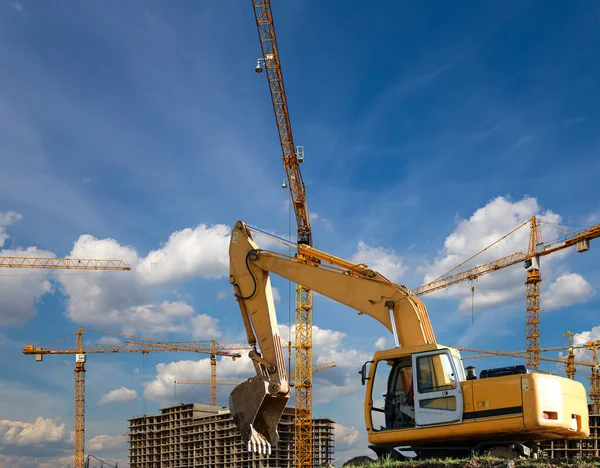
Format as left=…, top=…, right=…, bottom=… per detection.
left=127, top=403, right=335, bottom=467
left=540, top=405, right=599, bottom=458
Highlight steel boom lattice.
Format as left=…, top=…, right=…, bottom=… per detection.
left=252, top=1, right=314, bottom=466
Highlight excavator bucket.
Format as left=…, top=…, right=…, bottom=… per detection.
left=229, top=375, right=289, bottom=455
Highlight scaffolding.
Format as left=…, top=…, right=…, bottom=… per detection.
left=127, top=404, right=335, bottom=468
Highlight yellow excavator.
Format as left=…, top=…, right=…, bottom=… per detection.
left=228, top=220, right=589, bottom=460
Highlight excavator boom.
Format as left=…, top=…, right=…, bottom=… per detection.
left=228, top=220, right=434, bottom=452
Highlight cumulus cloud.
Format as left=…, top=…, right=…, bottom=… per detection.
left=0, top=212, right=55, bottom=326
left=144, top=354, right=254, bottom=405
left=279, top=324, right=345, bottom=353
left=0, top=211, right=22, bottom=247
left=280, top=324, right=371, bottom=403
left=98, top=387, right=138, bottom=405
left=54, top=223, right=228, bottom=336
left=190, top=314, right=221, bottom=340
left=96, top=336, right=122, bottom=345
left=0, top=417, right=67, bottom=446
left=419, top=196, right=583, bottom=314
left=0, top=219, right=227, bottom=333
left=351, top=241, right=407, bottom=282
left=334, top=423, right=360, bottom=450
left=272, top=286, right=281, bottom=304
left=137, top=224, right=230, bottom=284
left=568, top=326, right=600, bottom=365
left=374, top=337, right=386, bottom=350
left=574, top=325, right=600, bottom=345
left=145, top=324, right=371, bottom=405
left=543, top=273, right=595, bottom=311
left=87, top=434, right=126, bottom=452
left=8, top=2, right=26, bottom=13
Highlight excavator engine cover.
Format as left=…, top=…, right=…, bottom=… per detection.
left=229, top=375, right=289, bottom=455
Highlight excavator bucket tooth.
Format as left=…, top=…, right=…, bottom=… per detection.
left=229, top=375, right=289, bottom=455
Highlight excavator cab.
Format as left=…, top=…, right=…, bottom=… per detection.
left=366, top=346, right=465, bottom=435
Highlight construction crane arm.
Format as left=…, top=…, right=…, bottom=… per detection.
left=0, top=257, right=130, bottom=270
left=414, top=222, right=600, bottom=296
left=458, top=347, right=594, bottom=367
left=22, top=342, right=241, bottom=358
left=228, top=220, right=434, bottom=454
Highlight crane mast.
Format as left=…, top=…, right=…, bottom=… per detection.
left=252, top=1, right=315, bottom=466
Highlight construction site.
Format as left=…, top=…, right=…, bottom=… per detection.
left=3, top=2, right=600, bottom=468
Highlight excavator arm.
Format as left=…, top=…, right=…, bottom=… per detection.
left=228, top=221, right=435, bottom=453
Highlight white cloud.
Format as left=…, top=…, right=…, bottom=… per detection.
left=374, top=337, right=386, bottom=350
left=87, top=434, right=126, bottom=452
left=55, top=226, right=225, bottom=337
left=279, top=324, right=345, bottom=352
left=351, top=241, right=407, bottom=282
left=145, top=355, right=254, bottom=405
left=190, top=314, right=221, bottom=339
left=0, top=219, right=227, bottom=333
left=570, top=326, right=600, bottom=365
left=8, top=2, right=25, bottom=14
left=279, top=324, right=371, bottom=403
left=272, top=286, right=281, bottom=304
left=98, top=387, right=138, bottom=405
left=137, top=223, right=230, bottom=284
left=334, top=423, right=360, bottom=450
left=96, top=336, right=122, bottom=345
left=573, top=326, right=600, bottom=345
left=0, top=212, right=56, bottom=326
left=0, top=210, right=22, bottom=247
left=418, top=196, right=579, bottom=315
left=309, top=212, right=334, bottom=232
left=0, top=417, right=67, bottom=446
left=543, top=273, right=595, bottom=311
left=217, top=289, right=233, bottom=300
left=145, top=324, right=371, bottom=405
left=0, top=247, right=55, bottom=326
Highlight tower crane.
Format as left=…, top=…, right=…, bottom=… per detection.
left=458, top=342, right=600, bottom=412
left=251, top=1, right=315, bottom=465
left=413, top=216, right=600, bottom=369
left=22, top=329, right=241, bottom=468
left=174, top=361, right=337, bottom=403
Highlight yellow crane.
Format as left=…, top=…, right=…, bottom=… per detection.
left=458, top=342, right=600, bottom=412
left=174, top=361, right=337, bottom=400
left=0, top=256, right=130, bottom=270
left=22, top=329, right=241, bottom=468
left=251, top=2, right=315, bottom=465
left=413, top=216, right=600, bottom=369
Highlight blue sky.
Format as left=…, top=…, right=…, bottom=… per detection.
left=1, top=0, right=600, bottom=466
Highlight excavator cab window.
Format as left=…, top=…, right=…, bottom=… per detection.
left=370, top=357, right=415, bottom=432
